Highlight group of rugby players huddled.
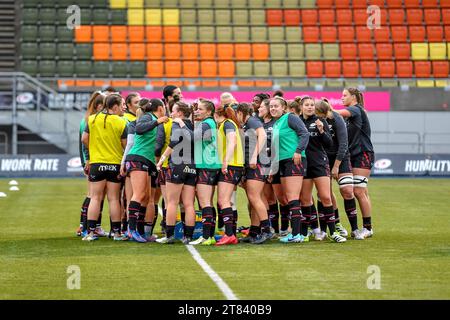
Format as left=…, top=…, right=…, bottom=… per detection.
left=77, top=85, right=375, bottom=245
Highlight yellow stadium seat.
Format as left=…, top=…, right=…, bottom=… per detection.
left=417, top=80, right=435, bottom=87
left=411, top=43, right=429, bottom=60
left=429, top=43, right=447, bottom=60
left=181, top=10, right=196, bottom=25
left=215, top=10, right=231, bottom=25
left=163, top=9, right=179, bottom=25
left=216, top=26, right=233, bottom=42
left=251, top=27, right=268, bottom=42
left=110, top=0, right=126, bottom=9
left=145, top=0, right=160, bottom=7
left=146, top=9, right=162, bottom=25
left=272, top=61, right=288, bottom=77
left=287, top=44, right=304, bottom=59
left=128, top=0, right=144, bottom=8
left=435, top=80, right=449, bottom=87
left=128, top=9, right=145, bottom=25
left=254, top=62, right=271, bottom=77
left=448, top=44, right=450, bottom=60
left=198, top=10, right=214, bottom=25
left=266, top=0, right=282, bottom=8
left=289, top=61, right=306, bottom=77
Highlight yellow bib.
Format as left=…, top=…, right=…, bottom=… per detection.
left=218, top=119, right=244, bottom=167
left=161, top=118, right=173, bottom=168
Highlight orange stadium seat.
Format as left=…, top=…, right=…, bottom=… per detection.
left=129, top=26, right=145, bottom=42
left=165, top=43, right=181, bottom=60
left=237, top=81, right=255, bottom=87
left=111, top=80, right=130, bottom=87
left=414, top=61, right=431, bottom=78
left=165, top=61, right=182, bottom=77
left=284, top=10, right=301, bottom=26
left=267, top=10, right=284, bottom=26
left=183, top=61, right=200, bottom=77
left=93, top=26, right=109, bottom=42
left=253, top=43, right=269, bottom=60
left=406, top=9, right=423, bottom=25
left=358, top=43, right=375, bottom=60
left=200, top=44, right=217, bottom=60
left=361, top=61, right=378, bottom=78
left=388, top=9, right=405, bottom=25
left=424, top=9, right=441, bottom=25
left=352, top=0, right=367, bottom=8
left=336, top=10, right=352, bottom=26
left=145, top=26, right=162, bottom=42
left=93, top=43, right=109, bottom=60
left=111, top=26, right=127, bottom=42
left=321, top=26, right=337, bottom=42
left=376, top=43, right=393, bottom=60
left=422, top=0, right=438, bottom=7
left=235, top=44, right=252, bottom=60
left=370, top=0, right=386, bottom=6
left=306, top=61, right=323, bottom=78
left=129, top=80, right=148, bottom=88
left=147, top=43, right=163, bottom=60
left=379, top=9, right=388, bottom=26
left=163, top=26, right=180, bottom=42
left=317, top=0, right=334, bottom=7
left=182, top=44, right=199, bottom=60
left=443, top=9, right=450, bottom=24
left=218, top=61, right=235, bottom=77
left=129, top=43, right=146, bottom=60
left=391, top=26, right=408, bottom=42
left=111, top=43, right=128, bottom=60
left=303, top=27, right=320, bottom=42
left=319, top=10, right=335, bottom=26
left=149, top=81, right=166, bottom=87
left=445, top=26, right=450, bottom=41
left=342, top=61, right=359, bottom=77
left=202, top=80, right=220, bottom=87
left=217, top=44, right=234, bottom=60
left=340, top=43, right=357, bottom=60
left=394, top=43, right=411, bottom=60
left=255, top=80, right=273, bottom=87
left=335, top=0, right=350, bottom=9
left=374, top=28, right=390, bottom=42
left=355, top=26, right=372, bottom=42
left=404, top=0, right=421, bottom=8
left=396, top=61, right=413, bottom=77
left=147, top=61, right=164, bottom=77
left=379, top=61, right=395, bottom=77
left=427, top=26, right=444, bottom=42
left=432, top=61, right=449, bottom=78
left=324, top=61, right=341, bottom=78
left=353, top=10, right=368, bottom=25
left=201, top=61, right=217, bottom=77
left=338, top=26, right=355, bottom=42
left=75, top=25, right=92, bottom=42
left=409, top=26, right=426, bottom=42
left=386, top=0, right=403, bottom=8
left=302, top=10, right=318, bottom=26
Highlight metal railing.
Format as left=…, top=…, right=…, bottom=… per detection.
left=373, top=130, right=450, bottom=154
left=0, top=131, right=7, bottom=154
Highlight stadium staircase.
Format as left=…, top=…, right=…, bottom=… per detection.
left=0, top=0, right=16, bottom=72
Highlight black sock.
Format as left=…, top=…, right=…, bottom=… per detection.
left=145, top=222, right=153, bottom=235
left=280, top=204, right=290, bottom=231
left=181, top=210, right=185, bottom=224
left=310, top=204, right=319, bottom=230
left=268, top=203, right=279, bottom=233
left=161, top=207, right=167, bottom=230
left=289, top=200, right=302, bottom=236
left=137, top=206, right=146, bottom=235
left=166, top=225, right=175, bottom=238
left=127, top=201, right=140, bottom=231
left=88, top=219, right=97, bottom=233
left=233, top=210, right=238, bottom=235
left=344, top=198, right=359, bottom=231
left=111, top=221, right=121, bottom=234
left=202, top=206, right=214, bottom=239
left=249, top=225, right=260, bottom=238
left=81, top=197, right=90, bottom=232
left=324, top=205, right=336, bottom=235
left=153, top=204, right=159, bottom=226
left=363, top=217, right=372, bottom=231
left=218, top=204, right=224, bottom=229
left=184, top=225, right=195, bottom=238
left=334, top=208, right=340, bottom=223
left=222, top=207, right=234, bottom=237
left=318, top=200, right=327, bottom=232
left=260, top=219, right=271, bottom=234
left=210, top=206, right=217, bottom=238
left=121, top=218, right=128, bottom=233
left=98, top=200, right=104, bottom=226
left=300, top=205, right=311, bottom=237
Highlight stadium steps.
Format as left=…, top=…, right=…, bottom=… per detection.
left=0, top=0, right=16, bottom=71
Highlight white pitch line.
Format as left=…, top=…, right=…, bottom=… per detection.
left=185, top=245, right=239, bottom=300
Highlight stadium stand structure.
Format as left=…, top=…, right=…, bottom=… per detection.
left=16, top=0, right=450, bottom=91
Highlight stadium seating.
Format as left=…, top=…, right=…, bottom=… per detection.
left=17, top=0, right=450, bottom=88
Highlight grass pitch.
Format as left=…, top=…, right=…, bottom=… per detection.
left=0, top=178, right=449, bottom=300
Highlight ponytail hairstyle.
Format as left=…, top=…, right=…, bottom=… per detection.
left=136, top=98, right=165, bottom=119
left=236, top=102, right=253, bottom=126
left=199, top=99, right=215, bottom=117
left=85, top=91, right=105, bottom=124
left=255, top=93, right=271, bottom=101
left=125, top=92, right=140, bottom=113
left=167, top=93, right=181, bottom=113
left=215, top=103, right=240, bottom=128
left=315, top=98, right=333, bottom=119
left=273, top=90, right=284, bottom=98
left=288, top=98, right=301, bottom=115
left=346, top=87, right=365, bottom=108
left=93, top=93, right=122, bottom=128
left=174, top=101, right=192, bottom=119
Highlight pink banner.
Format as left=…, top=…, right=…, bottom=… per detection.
left=123, top=91, right=391, bottom=112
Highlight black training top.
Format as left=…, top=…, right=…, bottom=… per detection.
left=168, top=119, right=194, bottom=166
left=345, top=104, right=374, bottom=157
left=242, top=116, right=263, bottom=166
left=301, top=114, right=333, bottom=167
left=262, top=118, right=276, bottom=166
left=326, top=111, right=349, bottom=161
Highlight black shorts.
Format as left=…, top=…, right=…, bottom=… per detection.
left=126, top=160, right=158, bottom=188
left=244, top=164, right=268, bottom=182
left=196, top=169, right=220, bottom=186
left=351, top=151, right=375, bottom=170
left=305, top=163, right=330, bottom=179
left=165, top=165, right=197, bottom=187
left=218, top=166, right=244, bottom=186
left=89, top=164, right=122, bottom=183
left=157, top=167, right=168, bottom=186
left=328, top=154, right=353, bottom=174
left=279, top=157, right=306, bottom=178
